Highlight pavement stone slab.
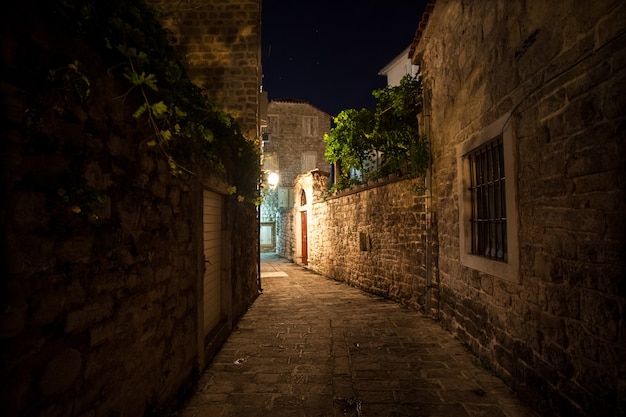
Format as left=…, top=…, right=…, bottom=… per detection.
left=178, top=254, right=539, bottom=417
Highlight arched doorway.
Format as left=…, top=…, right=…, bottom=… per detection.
left=300, top=189, right=308, bottom=265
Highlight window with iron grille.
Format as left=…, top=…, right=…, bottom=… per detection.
left=467, top=136, right=507, bottom=262
left=457, top=112, right=519, bottom=282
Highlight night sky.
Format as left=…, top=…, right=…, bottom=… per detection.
left=261, top=1, right=430, bottom=117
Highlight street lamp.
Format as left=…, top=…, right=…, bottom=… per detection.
left=267, top=172, right=279, bottom=189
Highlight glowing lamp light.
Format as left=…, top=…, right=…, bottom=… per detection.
left=267, top=172, right=279, bottom=189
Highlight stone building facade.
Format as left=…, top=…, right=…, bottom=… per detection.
left=299, top=1, right=625, bottom=416
left=0, top=1, right=261, bottom=416
left=260, top=99, right=332, bottom=254
left=147, top=0, right=262, bottom=140
left=408, top=1, right=626, bottom=416
left=378, top=45, right=418, bottom=87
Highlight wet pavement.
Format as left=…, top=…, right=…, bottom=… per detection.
left=179, top=253, right=538, bottom=417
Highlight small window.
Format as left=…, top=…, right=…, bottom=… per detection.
left=301, top=152, right=316, bottom=172
left=277, top=187, right=293, bottom=208
left=268, top=115, right=279, bottom=137
left=457, top=112, right=519, bottom=282
left=302, top=116, right=317, bottom=136
left=359, top=232, right=371, bottom=251
left=261, top=127, right=269, bottom=142
left=467, top=136, right=507, bottom=262
left=300, top=190, right=307, bottom=205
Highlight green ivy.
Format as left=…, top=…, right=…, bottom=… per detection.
left=47, top=60, right=92, bottom=102
left=47, top=0, right=261, bottom=201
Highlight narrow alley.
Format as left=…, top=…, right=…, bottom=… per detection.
left=179, top=254, right=538, bottom=417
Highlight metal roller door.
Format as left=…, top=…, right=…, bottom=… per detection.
left=203, top=190, right=222, bottom=335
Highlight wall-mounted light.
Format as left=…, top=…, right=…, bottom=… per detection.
left=267, top=172, right=279, bottom=189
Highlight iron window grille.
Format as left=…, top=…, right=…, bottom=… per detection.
left=467, top=136, right=507, bottom=262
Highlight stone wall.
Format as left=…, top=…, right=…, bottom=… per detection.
left=143, top=0, right=261, bottom=354
left=143, top=0, right=262, bottom=321
left=263, top=99, right=332, bottom=189
left=147, top=0, right=262, bottom=140
left=411, top=1, right=626, bottom=416
left=276, top=209, right=294, bottom=261
left=305, top=177, right=438, bottom=312
left=261, top=99, right=332, bottom=254
left=0, top=3, right=260, bottom=416
left=0, top=28, right=198, bottom=417
left=228, top=199, right=261, bottom=321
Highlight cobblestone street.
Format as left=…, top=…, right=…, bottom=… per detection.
left=180, top=254, right=538, bottom=417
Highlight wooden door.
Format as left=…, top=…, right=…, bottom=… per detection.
left=301, top=211, right=308, bottom=265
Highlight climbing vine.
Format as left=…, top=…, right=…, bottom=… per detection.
left=47, top=60, right=92, bottom=103
left=47, top=0, right=261, bottom=200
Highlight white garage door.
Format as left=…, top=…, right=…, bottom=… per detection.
left=203, top=190, right=222, bottom=336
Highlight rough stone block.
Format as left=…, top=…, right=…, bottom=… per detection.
left=39, top=348, right=82, bottom=396
left=65, top=298, right=113, bottom=333
left=580, top=289, right=620, bottom=341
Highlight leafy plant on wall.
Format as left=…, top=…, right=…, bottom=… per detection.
left=48, top=0, right=261, bottom=201
left=324, top=74, right=428, bottom=190
left=323, top=108, right=375, bottom=180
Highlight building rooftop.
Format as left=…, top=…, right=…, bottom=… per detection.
left=270, top=98, right=333, bottom=117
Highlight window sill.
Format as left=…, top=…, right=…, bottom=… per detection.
left=460, top=252, right=519, bottom=283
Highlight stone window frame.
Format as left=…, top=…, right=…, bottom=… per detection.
left=277, top=187, right=293, bottom=208
left=466, top=136, right=507, bottom=262
left=301, top=151, right=317, bottom=173
left=457, top=112, right=520, bottom=283
left=268, top=114, right=279, bottom=138
left=302, top=116, right=317, bottom=137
